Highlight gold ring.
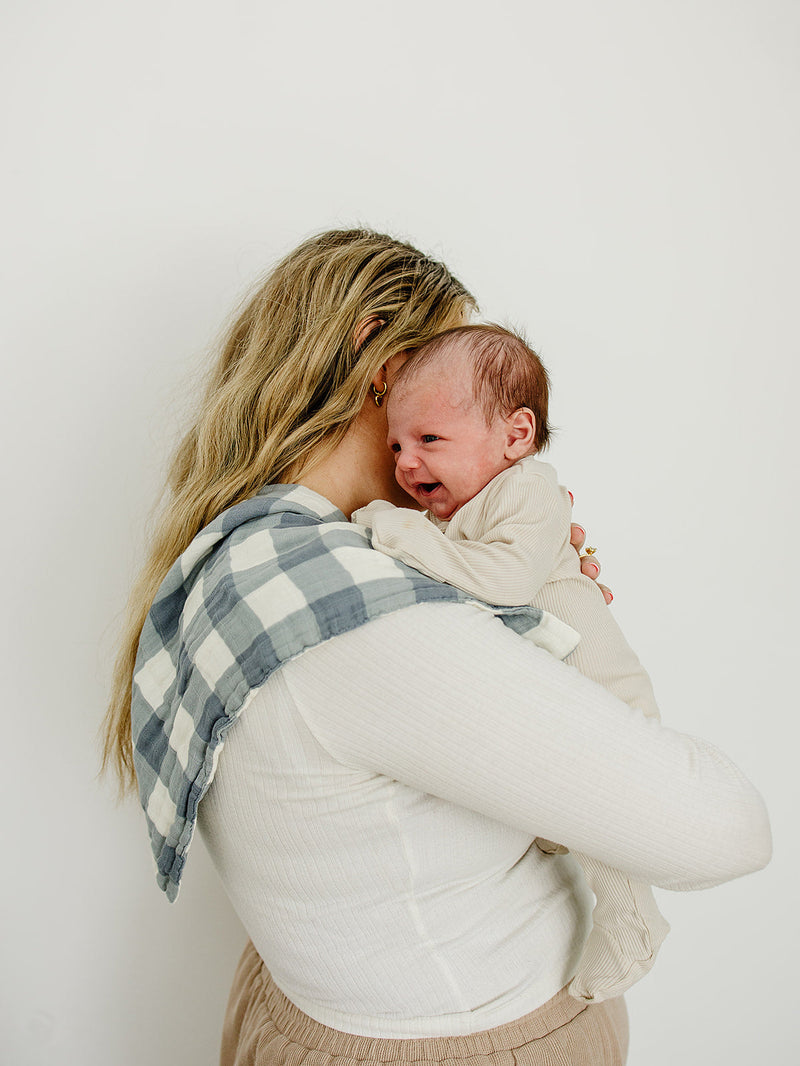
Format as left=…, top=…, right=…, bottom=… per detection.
left=584, top=546, right=597, bottom=555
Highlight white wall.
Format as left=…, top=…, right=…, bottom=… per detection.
left=2, top=2, right=797, bottom=1063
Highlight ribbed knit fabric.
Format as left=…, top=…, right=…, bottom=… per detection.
left=221, top=941, right=630, bottom=1066
left=355, top=458, right=660, bottom=719
left=199, top=602, right=771, bottom=1039
left=355, top=458, right=670, bottom=1002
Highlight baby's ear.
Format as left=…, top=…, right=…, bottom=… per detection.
left=504, top=408, right=536, bottom=459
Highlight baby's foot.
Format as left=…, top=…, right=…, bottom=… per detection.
left=568, top=882, right=670, bottom=1003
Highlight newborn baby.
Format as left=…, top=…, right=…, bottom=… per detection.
left=353, top=323, right=670, bottom=1003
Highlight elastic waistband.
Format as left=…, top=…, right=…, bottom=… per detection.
left=253, top=947, right=588, bottom=1061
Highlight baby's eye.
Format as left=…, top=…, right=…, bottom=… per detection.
left=390, top=442, right=401, bottom=453
left=421, top=434, right=439, bottom=443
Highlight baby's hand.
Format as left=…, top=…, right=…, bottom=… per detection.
left=568, top=496, right=613, bottom=605
left=351, top=499, right=399, bottom=529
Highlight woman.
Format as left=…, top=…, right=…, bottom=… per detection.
left=103, top=229, right=771, bottom=1065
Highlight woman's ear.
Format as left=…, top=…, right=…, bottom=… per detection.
left=369, top=350, right=412, bottom=402
left=354, top=316, right=386, bottom=352
left=504, top=408, right=536, bottom=459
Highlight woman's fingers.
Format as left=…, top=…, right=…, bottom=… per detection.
left=581, top=555, right=614, bottom=604
left=570, top=521, right=613, bottom=604
left=580, top=553, right=600, bottom=580
left=569, top=522, right=586, bottom=552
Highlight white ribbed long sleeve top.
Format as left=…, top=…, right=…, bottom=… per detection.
left=198, top=602, right=771, bottom=1039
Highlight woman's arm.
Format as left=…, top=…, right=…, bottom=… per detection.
left=282, top=602, right=771, bottom=891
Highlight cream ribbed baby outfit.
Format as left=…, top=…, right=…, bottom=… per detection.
left=353, top=457, right=670, bottom=1001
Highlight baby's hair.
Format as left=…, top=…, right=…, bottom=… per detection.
left=395, top=323, right=551, bottom=451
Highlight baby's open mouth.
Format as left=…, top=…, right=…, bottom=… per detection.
left=418, top=482, right=440, bottom=494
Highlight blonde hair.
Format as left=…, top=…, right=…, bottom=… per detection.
left=101, top=228, right=475, bottom=792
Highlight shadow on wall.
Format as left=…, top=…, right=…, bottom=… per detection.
left=104, top=822, right=247, bottom=1063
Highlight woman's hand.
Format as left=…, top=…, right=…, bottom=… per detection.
left=570, top=521, right=613, bottom=605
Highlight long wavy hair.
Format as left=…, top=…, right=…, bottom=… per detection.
left=101, top=228, right=475, bottom=792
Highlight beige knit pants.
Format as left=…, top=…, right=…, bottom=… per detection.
left=221, top=941, right=629, bottom=1066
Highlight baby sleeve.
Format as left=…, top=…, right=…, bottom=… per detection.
left=352, top=469, right=565, bottom=606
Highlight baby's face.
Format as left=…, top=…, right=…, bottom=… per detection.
left=387, top=373, right=515, bottom=520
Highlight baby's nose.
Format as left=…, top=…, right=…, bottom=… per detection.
left=396, top=450, right=420, bottom=470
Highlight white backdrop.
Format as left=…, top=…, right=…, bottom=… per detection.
left=2, top=2, right=797, bottom=1063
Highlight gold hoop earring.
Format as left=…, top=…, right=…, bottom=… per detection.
left=371, top=381, right=388, bottom=407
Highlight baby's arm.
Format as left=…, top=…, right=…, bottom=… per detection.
left=352, top=470, right=563, bottom=606
left=538, top=575, right=662, bottom=721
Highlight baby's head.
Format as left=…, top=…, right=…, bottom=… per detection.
left=388, top=324, right=551, bottom=520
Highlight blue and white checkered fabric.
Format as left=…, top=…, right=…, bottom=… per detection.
left=132, top=483, right=578, bottom=901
